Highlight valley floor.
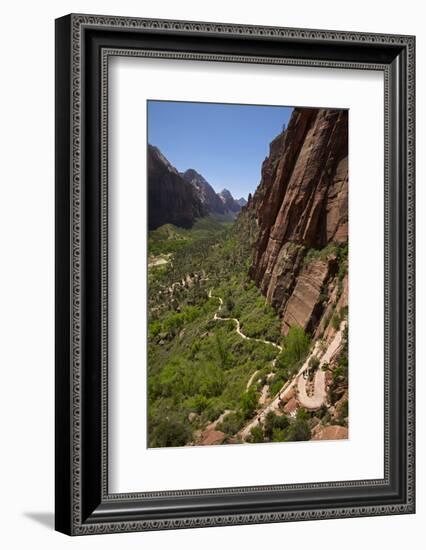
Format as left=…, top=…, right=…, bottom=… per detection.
left=147, top=216, right=349, bottom=448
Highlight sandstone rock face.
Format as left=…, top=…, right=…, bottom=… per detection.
left=248, top=108, right=348, bottom=335
left=281, top=259, right=330, bottom=335
left=148, top=145, right=206, bottom=230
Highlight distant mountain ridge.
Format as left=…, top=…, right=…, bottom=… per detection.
left=148, top=145, right=206, bottom=230
left=181, top=169, right=227, bottom=215
left=218, top=189, right=244, bottom=213
left=148, top=145, right=245, bottom=228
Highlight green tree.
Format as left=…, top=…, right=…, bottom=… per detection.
left=150, top=418, right=191, bottom=448
left=215, top=333, right=231, bottom=370
left=276, top=326, right=311, bottom=377
left=308, top=356, right=320, bottom=370
left=286, top=408, right=311, bottom=441
left=271, top=428, right=288, bottom=442
left=249, top=425, right=264, bottom=443
left=217, top=412, right=244, bottom=436
left=264, top=411, right=290, bottom=440
left=240, top=387, right=258, bottom=419
left=225, top=296, right=235, bottom=313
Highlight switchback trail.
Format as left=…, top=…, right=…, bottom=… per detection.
left=208, top=289, right=345, bottom=442
left=238, top=321, right=347, bottom=440
left=296, top=321, right=346, bottom=410
left=208, top=289, right=282, bottom=397
left=208, top=290, right=282, bottom=352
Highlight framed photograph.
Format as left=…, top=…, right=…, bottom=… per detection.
left=55, top=14, right=415, bottom=535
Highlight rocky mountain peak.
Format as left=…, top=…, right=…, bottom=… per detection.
left=181, top=169, right=226, bottom=214
left=219, top=189, right=241, bottom=213
left=149, top=145, right=180, bottom=176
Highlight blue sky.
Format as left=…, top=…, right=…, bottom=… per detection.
left=147, top=100, right=293, bottom=200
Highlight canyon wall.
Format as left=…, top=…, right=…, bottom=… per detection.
left=148, top=146, right=243, bottom=229
left=148, top=145, right=206, bottom=230
left=248, top=108, right=348, bottom=336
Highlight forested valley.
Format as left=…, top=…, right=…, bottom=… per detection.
left=148, top=107, right=349, bottom=448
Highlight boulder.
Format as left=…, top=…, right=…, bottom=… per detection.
left=198, top=429, right=225, bottom=446
left=312, top=425, right=348, bottom=440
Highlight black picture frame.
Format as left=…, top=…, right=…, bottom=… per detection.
left=55, top=13, right=415, bottom=535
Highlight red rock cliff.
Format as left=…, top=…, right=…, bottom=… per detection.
left=248, top=108, right=348, bottom=335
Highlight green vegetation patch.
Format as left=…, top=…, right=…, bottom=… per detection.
left=248, top=409, right=311, bottom=444
left=148, top=216, right=231, bottom=257
left=275, top=326, right=311, bottom=379
left=303, top=241, right=348, bottom=267
left=147, top=214, right=287, bottom=447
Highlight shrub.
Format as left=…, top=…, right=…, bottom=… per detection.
left=225, top=295, right=235, bottom=313
left=317, top=405, right=328, bottom=419
left=196, top=363, right=225, bottom=398
left=331, top=312, right=341, bottom=330
left=149, top=320, right=162, bottom=338
left=204, top=400, right=227, bottom=422
left=285, top=408, right=311, bottom=441
left=189, top=340, right=201, bottom=358
left=150, top=418, right=191, bottom=448
left=185, top=394, right=209, bottom=414
left=338, top=259, right=347, bottom=282
left=217, top=412, right=244, bottom=436
left=304, top=242, right=346, bottom=266
left=249, top=425, right=264, bottom=443
left=332, top=366, right=343, bottom=382
left=338, top=399, right=349, bottom=420
left=308, top=356, right=320, bottom=370
left=239, top=387, right=258, bottom=419
left=269, top=374, right=288, bottom=396
left=276, top=326, right=311, bottom=378
left=271, top=428, right=288, bottom=442
left=264, top=411, right=290, bottom=439
left=214, top=333, right=232, bottom=370
left=321, top=411, right=331, bottom=425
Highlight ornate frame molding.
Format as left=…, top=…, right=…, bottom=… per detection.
left=55, top=13, right=415, bottom=535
